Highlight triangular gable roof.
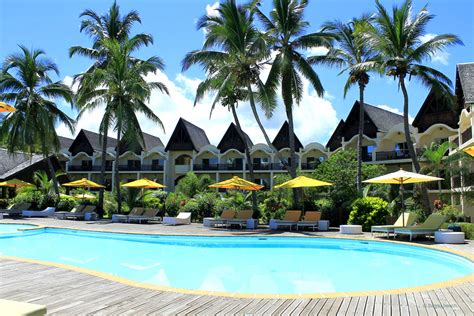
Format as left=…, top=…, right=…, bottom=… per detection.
left=217, top=123, right=253, bottom=153
left=456, top=62, right=474, bottom=105
left=363, top=103, right=404, bottom=131
left=412, top=89, right=460, bottom=132
left=165, top=118, right=210, bottom=151
left=118, top=132, right=164, bottom=154
left=272, top=121, right=303, bottom=151
left=58, top=136, right=74, bottom=151
left=326, top=119, right=345, bottom=151
left=68, top=129, right=117, bottom=156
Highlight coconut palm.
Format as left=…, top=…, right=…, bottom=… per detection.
left=309, top=17, right=377, bottom=193
left=368, top=0, right=462, bottom=211
left=255, top=0, right=333, bottom=205
left=182, top=0, right=294, bottom=175
left=77, top=37, right=168, bottom=213
left=71, top=1, right=153, bottom=212
left=0, top=46, right=75, bottom=196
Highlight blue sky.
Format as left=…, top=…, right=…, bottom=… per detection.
left=1, top=0, right=472, bottom=146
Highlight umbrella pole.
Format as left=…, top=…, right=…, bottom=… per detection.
left=400, top=181, right=405, bottom=227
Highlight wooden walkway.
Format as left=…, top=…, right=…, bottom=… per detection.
left=0, top=259, right=472, bottom=315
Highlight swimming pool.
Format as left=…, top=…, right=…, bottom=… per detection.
left=0, top=224, right=472, bottom=296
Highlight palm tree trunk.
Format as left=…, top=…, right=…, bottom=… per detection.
left=114, top=123, right=122, bottom=214
left=97, top=125, right=109, bottom=217
left=47, top=156, right=60, bottom=201
left=246, top=84, right=291, bottom=174
left=230, top=103, right=258, bottom=215
left=285, top=105, right=299, bottom=208
left=399, top=75, right=431, bottom=213
left=357, top=82, right=365, bottom=193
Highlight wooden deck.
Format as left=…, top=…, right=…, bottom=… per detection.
left=0, top=259, right=472, bottom=315
left=0, top=218, right=473, bottom=315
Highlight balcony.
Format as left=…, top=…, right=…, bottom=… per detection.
left=193, top=164, right=219, bottom=171
left=141, top=164, right=164, bottom=171
left=68, top=165, right=111, bottom=172
left=301, top=162, right=319, bottom=170
left=426, top=179, right=451, bottom=190
left=374, top=149, right=423, bottom=161
left=270, top=163, right=287, bottom=171
left=247, top=163, right=272, bottom=171
left=362, top=154, right=373, bottom=162
left=461, top=127, right=472, bottom=144
left=218, top=164, right=243, bottom=171
left=118, top=164, right=142, bottom=171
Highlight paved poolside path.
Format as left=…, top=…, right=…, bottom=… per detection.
left=0, top=218, right=473, bottom=315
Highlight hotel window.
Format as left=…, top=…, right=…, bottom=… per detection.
left=81, top=160, right=92, bottom=168
left=105, top=160, right=113, bottom=169
left=395, top=143, right=408, bottom=153
left=127, top=160, right=141, bottom=169
left=151, top=159, right=160, bottom=168
left=253, top=157, right=269, bottom=165
left=203, top=158, right=218, bottom=165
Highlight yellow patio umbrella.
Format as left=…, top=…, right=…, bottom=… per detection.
left=121, top=178, right=166, bottom=189
left=363, top=169, right=442, bottom=226
left=0, top=102, right=16, bottom=113
left=121, top=178, right=166, bottom=206
left=274, top=176, right=332, bottom=189
left=464, top=146, right=474, bottom=157
left=274, top=176, right=332, bottom=211
left=209, top=176, right=264, bottom=191
left=63, top=178, right=104, bottom=203
left=0, top=179, right=34, bottom=188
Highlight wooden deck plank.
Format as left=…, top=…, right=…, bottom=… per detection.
left=326, top=297, right=343, bottom=316
left=355, top=296, right=367, bottom=315
left=405, top=292, right=419, bottom=316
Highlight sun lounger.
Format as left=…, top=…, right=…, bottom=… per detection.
left=128, top=208, right=160, bottom=224
left=66, top=205, right=96, bottom=220
left=1, top=203, right=31, bottom=217
left=271, top=210, right=302, bottom=230
left=55, top=205, right=85, bottom=219
left=394, top=214, right=447, bottom=241
left=0, top=299, right=47, bottom=316
left=371, top=212, right=416, bottom=238
left=22, top=207, right=55, bottom=218
left=112, top=207, right=145, bottom=223
left=226, top=210, right=254, bottom=228
left=297, top=211, right=322, bottom=231
left=163, top=212, right=191, bottom=226
left=204, top=209, right=236, bottom=227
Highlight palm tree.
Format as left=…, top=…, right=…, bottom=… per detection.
left=71, top=1, right=153, bottom=213
left=182, top=0, right=293, bottom=175
left=33, top=170, right=66, bottom=196
left=309, top=17, right=377, bottom=193
left=0, top=46, right=75, bottom=197
left=421, top=141, right=456, bottom=198
left=77, top=37, right=168, bottom=213
left=256, top=0, right=333, bottom=205
left=368, top=0, right=462, bottom=212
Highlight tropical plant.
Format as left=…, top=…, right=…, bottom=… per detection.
left=175, top=172, right=213, bottom=198
left=0, top=46, right=75, bottom=197
left=368, top=0, right=462, bottom=212
left=421, top=140, right=454, bottom=197
left=310, top=16, right=377, bottom=193
left=76, top=37, right=168, bottom=213
left=348, top=196, right=389, bottom=231
left=182, top=0, right=278, bottom=212
left=71, top=1, right=154, bottom=212
left=256, top=0, right=333, bottom=206
left=33, top=170, right=66, bottom=195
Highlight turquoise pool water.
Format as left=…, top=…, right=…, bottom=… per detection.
left=0, top=224, right=472, bottom=295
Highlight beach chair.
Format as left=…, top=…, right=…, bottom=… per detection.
left=128, top=208, right=160, bottom=224
left=1, top=203, right=31, bottom=217
left=205, top=209, right=236, bottom=227
left=394, top=214, right=447, bottom=241
left=371, top=212, right=416, bottom=238
left=163, top=212, right=192, bottom=226
left=296, top=211, right=322, bottom=231
left=225, top=210, right=254, bottom=229
left=22, top=207, right=55, bottom=218
left=55, top=205, right=85, bottom=219
left=66, top=205, right=96, bottom=220
left=272, top=210, right=302, bottom=231
left=112, top=207, right=145, bottom=223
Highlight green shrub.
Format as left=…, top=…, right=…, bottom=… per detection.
left=459, top=223, right=474, bottom=240
left=13, top=190, right=57, bottom=209
left=165, top=192, right=187, bottom=217
left=56, top=196, right=78, bottom=212
left=348, top=197, right=389, bottom=231
left=260, top=194, right=291, bottom=222
left=102, top=191, right=118, bottom=217
left=0, top=199, right=9, bottom=209
left=435, top=204, right=463, bottom=223
left=175, top=172, right=213, bottom=198
left=313, top=198, right=333, bottom=221
left=181, top=199, right=199, bottom=221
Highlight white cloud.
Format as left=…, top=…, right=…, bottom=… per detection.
left=376, top=104, right=414, bottom=123
left=57, top=67, right=339, bottom=147
left=206, top=2, right=220, bottom=18
left=306, top=46, right=329, bottom=57
left=419, top=33, right=450, bottom=65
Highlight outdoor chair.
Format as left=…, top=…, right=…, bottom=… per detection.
left=1, top=203, right=31, bottom=217
left=394, top=214, right=447, bottom=241
left=112, top=207, right=145, bottom=223
left=371, top=212, right=416, bottom=238
left=204, top=209, right=236, bottom=227
left=296, top=211, right=322, bottom=231
left=22, top=207, right=55, bottom=218
left=128, top=208, right=160, bottom=224
left=271, top=210, right=302, bottom=231
left=163, top=212, right=192, bottom=226
left=225, top=210, right=254, bottom=229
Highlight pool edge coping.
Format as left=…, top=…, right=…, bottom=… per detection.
left=0, top=222, right=473, bottom=299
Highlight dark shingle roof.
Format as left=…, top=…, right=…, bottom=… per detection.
left=165, top=118, right=210, bottom=151
left=272, top=121, right=304, bottom=151
left=142, top=132, right=164, bottom=149
left=58, top=136, right=74, bottom=151
left=0, top=149, right=44, bottom=180
left=456, top=63, right=474, bottom=104
left=217, top=123, right=253, bottom=153
left=363, top=103, right=404, bottom=131
left=326, top=119, right=345, bottom=151
left=81, top=130, right=118, bottom=152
